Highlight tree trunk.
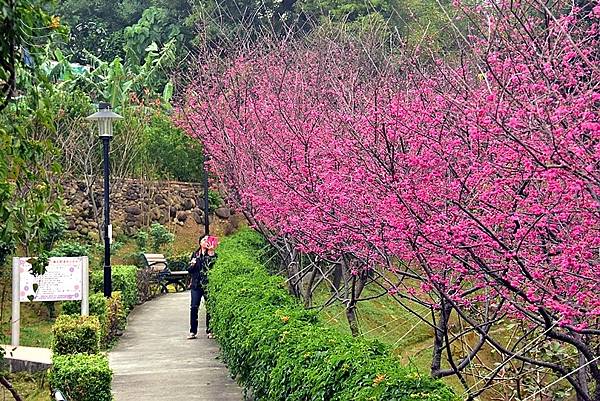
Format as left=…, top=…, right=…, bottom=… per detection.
left=303, top=265, right=319, bottom=308
left=431, top=300, right=452, bottom=377
left=344, top=260, right=368, bottom=337
left=331, top=262, right=342, bottom=295
left=577, top=355, right=589, bottom=401
left=346, top=300, right=360, bottom=337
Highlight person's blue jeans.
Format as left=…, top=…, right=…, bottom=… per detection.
left=190, top=287, right=211, bottom=334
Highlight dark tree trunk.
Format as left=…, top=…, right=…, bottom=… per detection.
left=431, top=300, right=452, bottom=377
left=331, top=262, right=342, bottom=295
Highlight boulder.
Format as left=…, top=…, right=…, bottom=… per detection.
left=192, top=210, right=204, bottom=224
left=176, top=211, right=188, bottom=222
left=125, top=206, right=142, bottom=215
left=125, top=190, right=139, bottom=201
left=158, top=213, right=168, bottom=225
left=183, top=198, right=195, bottom=210
left=125, top=213, right=138, bottom=223
left=215, top=207, right=231, bottom=219
left=150, top=208, right=161, bottom=221
left=154, top=194, right=166, bottom=205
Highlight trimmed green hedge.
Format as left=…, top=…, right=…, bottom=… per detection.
left=91, top=265, right=138, bottom=311
left=52, top=315, right=101, bottom=355
left=62, top=291, right=127, bottom=347
left=63, top=292, right=108, bottom=316
left=50, top=353, right=112, bottom=401
left=208, top=229, right=457, bottom=401
left=106, top=291, right=127, bottom=340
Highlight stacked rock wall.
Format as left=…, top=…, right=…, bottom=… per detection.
left=62, top=178, right=238, bottom=239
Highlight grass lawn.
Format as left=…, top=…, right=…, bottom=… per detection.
left=3, top=371, right=50, bottom=401
left=313, top=282, right=466, bottom=394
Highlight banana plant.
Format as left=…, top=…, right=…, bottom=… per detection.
left=58, top=38, right=177, bottom=109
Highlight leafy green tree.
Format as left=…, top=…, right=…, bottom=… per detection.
left=299, top=0, right=391, bottom=24
left=125, top=7, right=177, bottom=65
left=144, top=112, right=204, bottom=182
left=0, top=104, right=65, bottom=270
left=54, top=0, right=194, bottom=62
left=1, top=0, right=65, bottom=110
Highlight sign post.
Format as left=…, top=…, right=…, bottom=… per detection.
left=11, top=258, right=20, bottom=347
left=11, top=257, right=89, bottom=347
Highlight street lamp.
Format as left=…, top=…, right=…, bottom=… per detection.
left=86, top=102, right=122, bottom=297
left=202, top=150, right=210, bottom=236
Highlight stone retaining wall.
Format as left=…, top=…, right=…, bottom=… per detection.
left=62, top=178, right=240, bottom=239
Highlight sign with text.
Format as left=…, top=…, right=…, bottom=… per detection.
left=17, top=257, right=85, bottom=302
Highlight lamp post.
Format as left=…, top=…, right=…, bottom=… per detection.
left=202, top=150, right=210, bottom=236
left=86, top=102, right=122, bottom=297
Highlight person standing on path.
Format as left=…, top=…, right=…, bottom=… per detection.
left=187, top=235, right=218, bottom=339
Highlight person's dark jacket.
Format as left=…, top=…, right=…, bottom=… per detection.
left=187, top=250, right=217, bottom=290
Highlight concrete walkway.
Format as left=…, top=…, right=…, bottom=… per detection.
left=109, top=291, right=244, bottom=401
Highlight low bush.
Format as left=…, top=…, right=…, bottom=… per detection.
left=51, top=315, right=100, bottom=355
left=62, top=293, right=117, bottom=347
left=91, top=265, right=137, bottom=311
left=106, top=291, right=127, bottom=341
left=167, top=252, right=191, bottom=271
left=48, top=240, right=90, bottom=257
left=62, top=292, right=108, bottom=316
left=135, top=267, right=154, bottom=304
left=209, top=229, right=457, bottom=401
left=50, top=353, right=112, bottom=401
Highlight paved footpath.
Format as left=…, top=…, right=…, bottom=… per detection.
left=109, top=291, right=244, bottom=401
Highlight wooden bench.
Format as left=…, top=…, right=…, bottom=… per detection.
left=141, top=253, right=189, bottom=293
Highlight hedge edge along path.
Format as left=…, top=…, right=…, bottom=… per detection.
left=208, top=229, right=457, bottom=401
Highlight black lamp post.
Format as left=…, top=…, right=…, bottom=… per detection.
left=86, top=102, right=122, bottom=297
left=202, top=150, right=210, bottom=236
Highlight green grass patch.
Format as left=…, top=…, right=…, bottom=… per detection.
left=2, top=371, right=50, bottom=401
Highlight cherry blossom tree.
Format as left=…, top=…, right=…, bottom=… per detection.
left=177, top=1, right=600, bottom=398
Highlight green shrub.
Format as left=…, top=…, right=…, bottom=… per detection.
left=208, top=189, right=223, bottom=212
left=62, top=292, right=108, bottom=316
left=91, top=265, right=138, bottom=311
left=52, top=315, right=101, bottom=355
left=144, top=111, right=204, bottom=182
left=62, top=293, right=109, bottom=346
left=135, top=230, right=149, bottom=252
left=167, top=252, right=191, bottom=271
left=49, top=240, right=90, bottom=257
left=50, top=353, right=112, bottom=401
left=107, top=291, right=127, bottom=340
left=209, top=229, right=457, bottom=401
left=148, top=223, right=174, bottom=252
left=62, top=291, right=124, bottom=347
